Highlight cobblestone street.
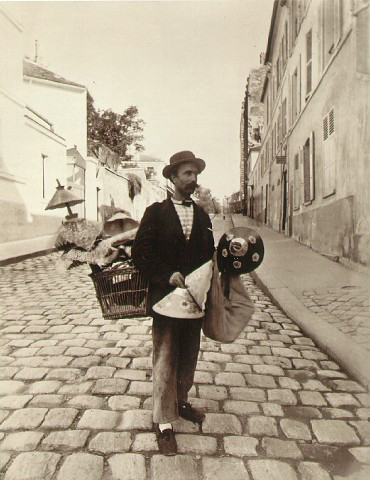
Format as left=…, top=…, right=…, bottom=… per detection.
left=301, top=289, right=370, bottom=352
left=1, top=252, right=370, bottom=480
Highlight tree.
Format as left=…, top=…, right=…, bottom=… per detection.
left=87, top=91, right=145, bottom=168
left=193, top=185, right=221, bottom=214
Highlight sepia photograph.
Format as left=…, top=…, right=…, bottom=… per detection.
left=0, top=0, right=369, bottom=478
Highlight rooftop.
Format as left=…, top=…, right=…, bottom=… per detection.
left=23, top=59, right=85, bottom=89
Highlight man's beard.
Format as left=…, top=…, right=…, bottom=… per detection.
left=186, top=182, right=198, bottom=193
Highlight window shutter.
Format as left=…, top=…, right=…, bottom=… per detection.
left=322, top=109, right=335, bottom=197
left=306, top=30, right=313, bottom=96
left=285, top=21, right=289, bottom=59
left=294, top=153, right=300, bottom=209
left=303, top=139, right=311, bottom=203
left=329, top=108, right=334, bottom=136
left=292, top=70, right=297, bottom=120
left=299, top=147, right=304, bottom=203
left=297, top=57, right=301, bottom=114
left=309, top=132, right=315, bottom=201
left=282, top=99, right=287, bottom=138
left=323, top=115, right=329, bottom=141
left=328, top=109, right=335, bottom=193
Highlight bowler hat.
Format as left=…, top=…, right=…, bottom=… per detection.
left=162, top=151, right=206, bottom=179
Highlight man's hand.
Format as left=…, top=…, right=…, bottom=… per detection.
left=169, top=271, right=186, bottom=288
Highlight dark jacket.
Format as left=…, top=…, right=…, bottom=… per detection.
left=132, top=198, right=215, bottom=315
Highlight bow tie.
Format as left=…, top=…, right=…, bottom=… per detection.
left=173, top=199, right=193, bottom=207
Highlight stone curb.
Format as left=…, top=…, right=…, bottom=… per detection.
left=250, top=268, right=370, bottom=389
left=0, top=248, right=57, bottom=267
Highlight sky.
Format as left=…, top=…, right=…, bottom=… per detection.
left=10, top=0, right=273, bottom=199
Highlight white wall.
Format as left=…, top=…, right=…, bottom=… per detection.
left=24, top=117, right=67, bottom=218
left=24, top=77, right=87, bottom=157
left=85, top=156, right=101, bottom=222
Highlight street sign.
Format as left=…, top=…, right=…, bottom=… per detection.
left=276, top=156, right=286, bottom=164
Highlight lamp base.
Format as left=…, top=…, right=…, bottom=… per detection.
left=65, top=213, right=78, bottom=221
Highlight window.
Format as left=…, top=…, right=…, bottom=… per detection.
left=334, top=0, right=343, bottom=46
left=146, top=166, right=156, bottom=179
left=282, top=22, right=288, bottom=71
left=303, top=133, right=315, bottom=203
left=253, top=127, right=261, bottom=143
left=323, top=0, right=335, bottom=66
left=291, top=0, right=304, bottom=47
left=306, top=29, right=313, bottom=97
left=292, top=58, right=301, bottom=122
left=70, top=164, right=85, bottom=185
left=322, top=0, right=342, bottom=69
left=356, top=7, right=369, bottom=75
left=322, top=108, right=336, bottom=197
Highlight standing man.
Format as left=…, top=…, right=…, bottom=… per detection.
left=132, top=151, right=214, bottom=455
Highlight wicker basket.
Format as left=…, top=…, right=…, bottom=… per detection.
left=90, top=261, right=148, bottom=319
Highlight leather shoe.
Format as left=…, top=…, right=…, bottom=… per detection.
left=179, top=402, right=205, bottom=423
left=154, top=424, right=177, bottom=455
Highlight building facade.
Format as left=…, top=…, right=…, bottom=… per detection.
left=0, top=5, right=167, bottom=262
left=240, top=59, right=268, bottom=216
left=246, top=0, right=369, bottom=268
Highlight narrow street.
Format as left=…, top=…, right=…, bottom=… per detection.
left=0, top=215, right=369, bottom=480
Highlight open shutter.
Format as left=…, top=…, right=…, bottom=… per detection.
left=297, top=56, right=302, bottom=114
left=306, top=30, right=313, bottom=97
left=309, top=132, right=315, bottom=201
left=328, top=109, right=335, bottom=194
left=303, top=139, right=310, bottom=203
left=299, top=146, right=304, bottom=203
left=293, top=153, right=300, bottom=209
left=322, top=109, right=335, bottom=197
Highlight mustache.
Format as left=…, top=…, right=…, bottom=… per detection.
left=187, top=182, right=199, bottom=189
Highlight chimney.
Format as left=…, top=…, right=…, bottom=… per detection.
left=260, top=52, right=266, bottom=65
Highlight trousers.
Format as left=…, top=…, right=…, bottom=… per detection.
left=152, top=313, right=202, bottom=424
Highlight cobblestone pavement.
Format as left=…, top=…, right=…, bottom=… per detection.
left=301, top=288, right=370, bottom=352
left=1, top=253, right=370, bottom=480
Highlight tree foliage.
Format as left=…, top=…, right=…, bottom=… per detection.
left=193, top=185, right=221, bottom=214
left=87, top=91, right=145, bottom=168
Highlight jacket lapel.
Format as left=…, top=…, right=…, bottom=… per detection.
left=189, top=202, right=200, bottom=242
left=162, top=199, right=187, bottom=243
